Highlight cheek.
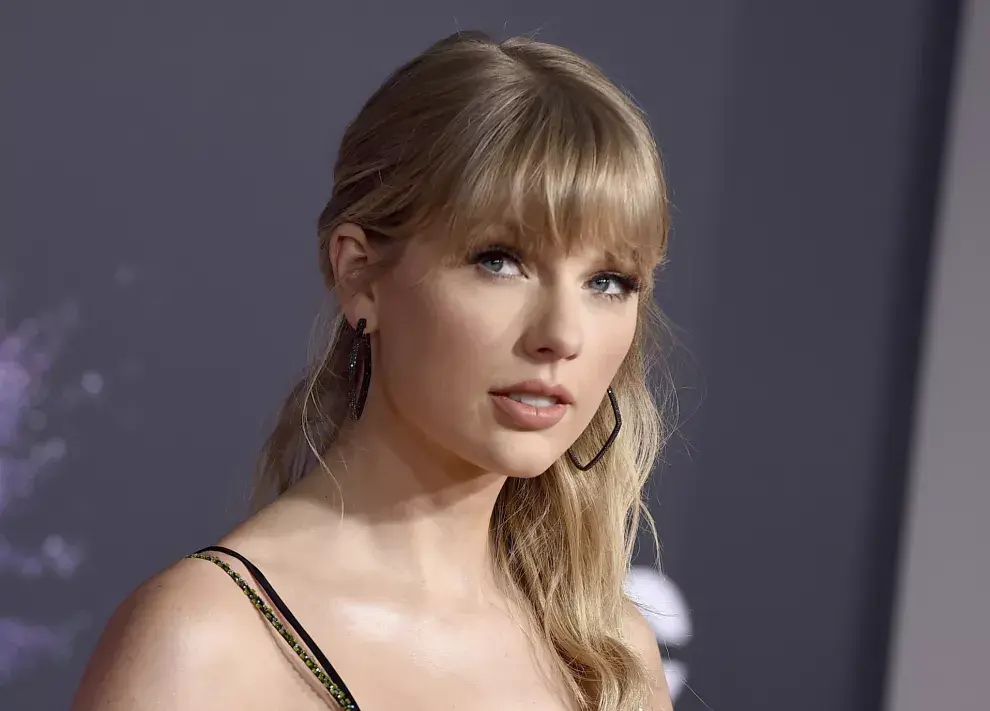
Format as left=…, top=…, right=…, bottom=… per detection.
left=373, top=274, right=507, bottom=424
left=379, top=282, right=503, bottom=370
left=591, top=305, right=639, bottom=378
left=574, top=308, right=638, bottom=426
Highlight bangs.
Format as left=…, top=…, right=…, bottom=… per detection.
left=418, top=82, right=669, bottom=280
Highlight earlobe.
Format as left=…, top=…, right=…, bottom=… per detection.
left=328, top=222, right=377, bottom=331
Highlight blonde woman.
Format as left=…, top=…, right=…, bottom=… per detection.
left=73, top=30, right=674, bottom=711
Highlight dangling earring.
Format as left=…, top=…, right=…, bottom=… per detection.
left=347, top=318, right=372, bottom=420
left=567, top=387, right=622, bottom=471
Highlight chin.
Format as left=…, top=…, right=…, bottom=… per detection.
left=501, top=465, right=550, bottom=480
left=477, top=436, right=565, bottom=479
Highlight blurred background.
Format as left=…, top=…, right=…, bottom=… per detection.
left=2, top=1, right=987, bottom=709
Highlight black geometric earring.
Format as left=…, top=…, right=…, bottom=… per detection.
left=567, top=387, right=622, bottom=471
left=347, top=318, right=372, bottom=420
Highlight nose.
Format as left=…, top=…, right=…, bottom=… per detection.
left=520, top=285, right=584, bottom=363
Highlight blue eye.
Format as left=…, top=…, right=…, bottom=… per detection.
left=588, top=273, right=641, bottom=299
left=472, top=249, right=524, bottom=277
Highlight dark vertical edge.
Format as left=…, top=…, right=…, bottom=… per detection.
left=863, top=2, right=965, bottom=709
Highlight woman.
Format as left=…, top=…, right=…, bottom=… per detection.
left=73, top=30, right=673, bottom=711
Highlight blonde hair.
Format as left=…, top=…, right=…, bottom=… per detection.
left=256, top=31, right=671, bottom=711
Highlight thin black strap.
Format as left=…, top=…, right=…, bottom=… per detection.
left=195, top=545, right=361, bottom=710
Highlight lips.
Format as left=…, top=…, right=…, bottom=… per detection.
left=489, top=380, right=574, bottom=431
left=490, top=380, right=575, bottom=405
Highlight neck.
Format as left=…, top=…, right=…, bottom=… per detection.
left=288, top=402, right=508, bottom=601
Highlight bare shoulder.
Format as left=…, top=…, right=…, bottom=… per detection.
left=71, top=555, right=284, bottom=711
left=622, top=601, right=673, bottom=711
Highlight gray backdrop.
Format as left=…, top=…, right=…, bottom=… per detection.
left=1, top=2, right=961, bottom=710
left=886, top=2, right=989, bottom=709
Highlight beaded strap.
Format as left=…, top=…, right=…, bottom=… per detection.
left=187, top=553, right=357, bottom=710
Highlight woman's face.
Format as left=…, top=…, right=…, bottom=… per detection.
left=348, top=227, right=642, bottom=478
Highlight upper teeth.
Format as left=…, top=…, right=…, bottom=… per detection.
left=508, top=394, right=559, bottom=407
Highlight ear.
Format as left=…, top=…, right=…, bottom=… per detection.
left=327, top=222, right=378, bottom=332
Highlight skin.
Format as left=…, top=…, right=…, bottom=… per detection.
left=71, top=223, right=672, bottom=711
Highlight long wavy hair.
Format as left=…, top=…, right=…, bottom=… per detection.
left=254, top=31, right=672, bottom=711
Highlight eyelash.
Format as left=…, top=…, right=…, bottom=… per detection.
left=589, top=271, right=642, bottom=300
left=468, top=246, right=642, bottom=301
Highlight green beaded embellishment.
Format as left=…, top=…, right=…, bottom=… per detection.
left=187, top=553, right=358, bottom=710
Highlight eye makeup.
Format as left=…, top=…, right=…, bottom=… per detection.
left=467, top=243, right=642, bottom=301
